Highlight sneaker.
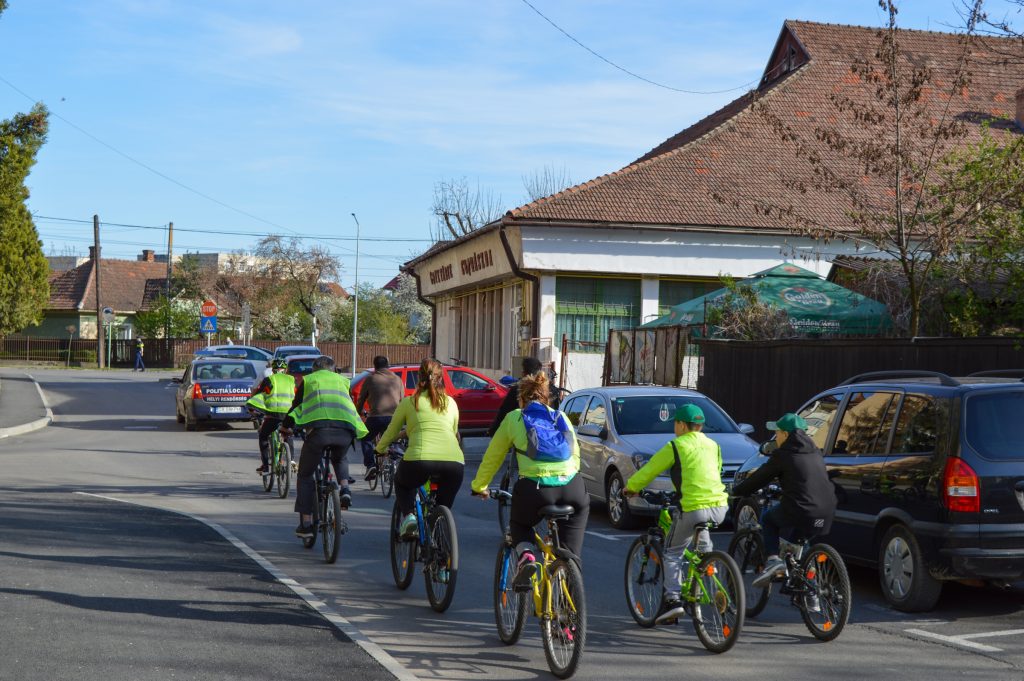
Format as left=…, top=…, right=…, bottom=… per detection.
left=655, top=597, right=686, bottom=625
left=294, top=522, right=314, bottom=538
left=347, top=477, right=356, bottom=484
left=804, top=592, right=821, bottom=613
left=365, top=466, right=378, bottom=482
left=512, top=552, right=539, bottom=592
left=399, top=513, right=418, bottom=539
left=752, top=555, right=786, bottom=588
left=256, top=464, right=269, bottom=474
left=339, top=489, right=352, bottom=509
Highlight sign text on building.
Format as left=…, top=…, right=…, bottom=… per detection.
left=460, top=249, right=494, bottom=276
left=429, top=263, right=454, bottom=286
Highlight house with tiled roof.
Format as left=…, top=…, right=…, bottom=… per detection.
left=402, top=20, right=1024, bottom=380
left=23, top=248, right=170, bottom=339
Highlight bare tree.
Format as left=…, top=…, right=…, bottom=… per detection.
left=431, top=177, right=505, bottom=240
left=254, top=235, right=341, bottom=322
left=523, top=164, right=574, bottom=202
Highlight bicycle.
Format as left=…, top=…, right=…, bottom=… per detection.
left=623, top=490, right=744, bottom=653
left=495, top=448, right=519, bottom=534
left=258, top=421, right=293, bottom=499
left=299, top=438, right=348, bottom=564
left=490, top=489, right=586, bottom=679
left=726, top=486, right=852, bottom=641
left=389, top=480, right=459, bottom=612
left=368, top=433, right=406, bottom=499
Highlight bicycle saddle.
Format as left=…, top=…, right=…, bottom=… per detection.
left=539, top=504, right=575, bottom=517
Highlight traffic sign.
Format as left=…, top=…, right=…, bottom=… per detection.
left=201, top=299, right=218, bottom=317
left=200, top=316, right=218, bottom=334
left=101, top=306, right=115, bottom=324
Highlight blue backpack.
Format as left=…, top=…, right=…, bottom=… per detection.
left=517, top=402, right=572, bottom=462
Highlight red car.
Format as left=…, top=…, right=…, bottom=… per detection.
left=350, top=364, right=507, bottom=431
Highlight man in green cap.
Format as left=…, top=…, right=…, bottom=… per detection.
left=731, top=412, right=836, bottom=599
left=624, top=402, right=729, bottom=624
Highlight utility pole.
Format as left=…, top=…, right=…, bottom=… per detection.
left=93, top=215, right=104, bottom=369
left=350, top=213, right=361, bottom=377
left=165, top=221, right=174, bottom=339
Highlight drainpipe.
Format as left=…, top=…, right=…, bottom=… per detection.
left=404, top=267, right=437, bottom=357
left=499, top=224, right=540, bottom=342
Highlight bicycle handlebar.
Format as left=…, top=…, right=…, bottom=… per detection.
left=638, top=489, right=675, bottom=507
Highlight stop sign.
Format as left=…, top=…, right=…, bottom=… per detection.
left=201, top=300, right=218, bottom=317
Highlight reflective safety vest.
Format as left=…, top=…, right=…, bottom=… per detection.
left=246, top=391, right=266, bottom=411
left=265, top=372, right=296, bottom=414
left=290, top=370, right=368, bottom=437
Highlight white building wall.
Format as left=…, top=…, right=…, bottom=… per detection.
left=538, top=274, right=558, bottom=367
left=641, top=276, right=661, bottom=326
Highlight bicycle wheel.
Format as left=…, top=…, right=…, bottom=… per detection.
left=496, top=457, right=517, bottom=534
left=542, top=558, right=586, bottom=679
left=727, top=528, right=771, bottom=617
left=261, top=436, right=275, bottom=493
left=380, top=455, right=395, bottom=499
left=624, top=535, right=664, bottom=628
left=389, top=502, right=415, bottom=589
left=321, top=486, right=342, bottom=564
left=493, top=543, right=528, bottom=644
left=367, top=438, right=380, bottom=491
left=690, top=550, right=745, bottom=654
left=275, top=438, right=293, bottom=499
left=800, top=543, right=852, bottom=641
left=424, top=506, right=459, bottom=613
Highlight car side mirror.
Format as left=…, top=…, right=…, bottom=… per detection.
left=486, top=384, right=497, bottom=391
left=577, top=423, right=607, bottom=440
left=738, top=423, right=755, bottom=435
left=759, top=440, right=777, bottom=456
left=170, top=377, right=182, bottom=384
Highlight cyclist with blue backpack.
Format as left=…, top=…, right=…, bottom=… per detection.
left=471, top=371, right=588, bottom=588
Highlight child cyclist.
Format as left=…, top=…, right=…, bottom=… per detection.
left=624, top=404, right=729, bottom=624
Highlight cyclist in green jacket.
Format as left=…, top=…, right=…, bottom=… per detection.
left=624, top=404, right=729, bottom=624
left=282, top=356, right=368, bottom=538
left=247, top=358, right=296, bottom=474
left=472, top=371, right=588, bottom=589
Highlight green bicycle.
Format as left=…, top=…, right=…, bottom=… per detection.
left=260, top=425, right=293, bottom=498
left=490, top=489, right=586, bottom=679
left=624, top=489, right=744, bottom=654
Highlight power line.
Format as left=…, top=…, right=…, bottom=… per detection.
left=518, top=0, right=758, bottom=95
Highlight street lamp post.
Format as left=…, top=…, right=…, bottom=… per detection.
left=350, top=213, right=360, bottom=377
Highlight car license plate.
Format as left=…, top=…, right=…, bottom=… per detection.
left=215, top=406, right=242, bottom=414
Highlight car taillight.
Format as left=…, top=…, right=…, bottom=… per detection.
left=942, top=456, right=979, bottom=513
left=193, top=383, right=204, bottom=399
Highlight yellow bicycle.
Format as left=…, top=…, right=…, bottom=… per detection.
left=490, top=490, right=586, bottom=679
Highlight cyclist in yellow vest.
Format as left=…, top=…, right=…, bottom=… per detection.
left=247, top=358, right=296, bottom=474
left=282, top=355, right=368, bottom=538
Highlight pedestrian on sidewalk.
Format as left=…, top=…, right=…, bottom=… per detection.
left=133, top=339, right=145, bottom=372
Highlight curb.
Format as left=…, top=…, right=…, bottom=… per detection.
left=0, top=373, right=53, bottom=440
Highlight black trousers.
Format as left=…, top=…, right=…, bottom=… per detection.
left=360, top=415, right=392, bottom=467
left=511, top=473, right=589, bottom=561
left=257, top=415, right=283, bottom=466
left=394, top=459, right=464, bottom=516
left=295, top=427, right=355, bottom=515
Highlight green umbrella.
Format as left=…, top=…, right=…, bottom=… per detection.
left=643, top=262, right=892, bottom=335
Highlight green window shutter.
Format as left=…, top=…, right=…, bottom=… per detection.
left=555, top=277, right=640, bottom=348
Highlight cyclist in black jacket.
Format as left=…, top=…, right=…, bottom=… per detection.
left=731, top=412, right=837, bottom=587
left=486, top=356, right=543, bottom=437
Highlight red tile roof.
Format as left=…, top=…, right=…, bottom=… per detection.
left=47, top=259, right=169, bottom=313
left=505, top=20, right=1024, bottom=233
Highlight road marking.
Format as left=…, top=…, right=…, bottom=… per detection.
left=75, top=492, right=421, bottom=681
left=585, top=530, right=622, bottom=541
left=905, top=628, right=1013, bottom=652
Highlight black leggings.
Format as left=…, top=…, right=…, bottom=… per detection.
left=510, top=474, right=589, bottom=561
left=295, top=427, right=355, bottom=515
left=394, top=459, right=464, bottom=516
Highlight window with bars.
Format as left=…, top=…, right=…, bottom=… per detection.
left=657, top=279, right=720, bottom=317
left=556, top=277, right=640, bottom=348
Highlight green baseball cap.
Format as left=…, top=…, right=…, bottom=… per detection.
left=766, top=412, right=808, bottom=432
left=675, top=404, right=705, bottom=424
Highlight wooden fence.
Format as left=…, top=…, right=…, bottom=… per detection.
left=695, top=337, right=1024, bottom=440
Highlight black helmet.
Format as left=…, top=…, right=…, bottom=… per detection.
left=272, top=358, right=287, bottom=370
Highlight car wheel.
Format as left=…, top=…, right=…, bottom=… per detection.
left=733, top=497, right=761, bottom=531
left=606, top=471, right=636, bottom=530
left=879, top=524, right=942, bottom=612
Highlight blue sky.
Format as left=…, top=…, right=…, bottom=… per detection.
left=0, top=1, right=1005, bottom=287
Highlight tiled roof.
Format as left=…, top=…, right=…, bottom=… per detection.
left=506, top=20, right=1024, bottom=232
left=318, top=282, right=349, bottom=298
left=47, top=259, right=169, bottom=313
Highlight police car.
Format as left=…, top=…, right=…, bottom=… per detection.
left=173, top=358, right=263, bottom=431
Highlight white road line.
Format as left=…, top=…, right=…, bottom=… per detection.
left=585, top=530, right=622, bottom=541
left=905, top=628, right=1004, bottom=652
left=75, top=492, right=419, bottom=681
left=958, top=629, right=1024, bottom=641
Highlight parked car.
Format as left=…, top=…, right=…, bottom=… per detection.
left=284, top=354, right=321, bottom=379
left=350, top=364, right=507, bottom=431
left=731, top=369, right=1024, bottom=612
left=560, top=386, right=759, bottom=529
left=272, top=345, right=319, bottom=363
left=194, top=345, right=271, bottom=376
left=173, top=358, right=262, bottom=431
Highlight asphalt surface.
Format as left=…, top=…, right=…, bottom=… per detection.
left=0, top=369, right=49, bottom=433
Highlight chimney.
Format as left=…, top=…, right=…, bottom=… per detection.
left=89, top=246, right=97, bottom=260
left=140, top=249, right=155, bottom=262
left=1016, top=86, right=1024, bottom=129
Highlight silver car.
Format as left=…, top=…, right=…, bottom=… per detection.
left=562, top=386, right=758, bottom=529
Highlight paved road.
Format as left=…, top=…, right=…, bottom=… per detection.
left=1, top=369, right=1021, bottom=680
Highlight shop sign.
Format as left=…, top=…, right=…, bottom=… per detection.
left=418, top=231, right=513, bottom=296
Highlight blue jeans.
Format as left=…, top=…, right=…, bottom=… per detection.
left=360, top=415, right=392, bottom=467
left=134, top=350, right=145, bottom=371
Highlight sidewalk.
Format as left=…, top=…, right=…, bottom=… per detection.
left=0, top=369, right=52, bottom=438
